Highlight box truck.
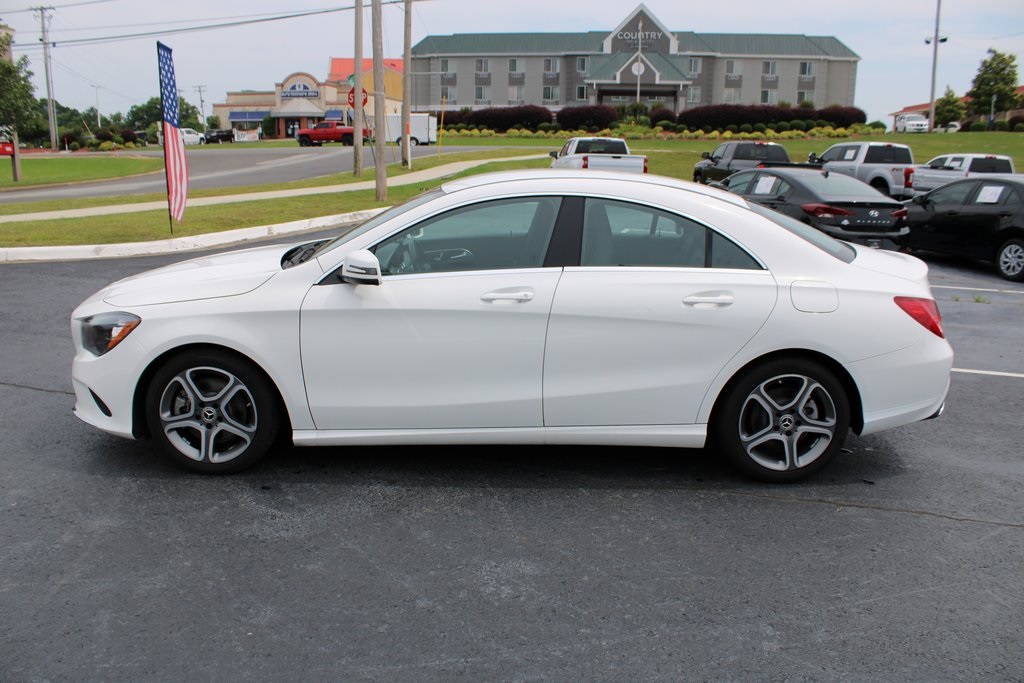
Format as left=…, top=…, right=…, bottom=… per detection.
left=383, top=113, right=438, bottom=146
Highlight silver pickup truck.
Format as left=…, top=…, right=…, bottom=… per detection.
left=911, top=153, right=1015, bottom=195
left=808, top=142, right=916, bottom=199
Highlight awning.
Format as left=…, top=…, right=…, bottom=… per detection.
left=228, top=111, right=271, bottom=122
left=272, top=99, right=326, bottom=118
left=325, top=110, right=344, bottom=120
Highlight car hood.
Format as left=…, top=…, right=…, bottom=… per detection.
left=101, top=244, right=287, bottom=307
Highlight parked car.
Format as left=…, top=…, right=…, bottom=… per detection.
left=550, top=137, right=648, bottom=173
left=131, top=130, right=150, bottom=146
left=70, top=170, right=952, bottom=483
left=902, top=175, right=1024, bottom=281
left=180, top=128, right=205, bottom=145
left=715, top=167, right=908, bottom=248
left=693, top=141, right=790, bottom=184
left=895, top=114, right=929, bottom=133
left=295, top=121, right=372, bottom=146
left=204, top=128, right=235, bottom=143
left=808, top=141, right=916, bottom=199
left=911, top=153, right=1015, bottom=195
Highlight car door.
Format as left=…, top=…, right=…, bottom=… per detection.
left=907, top=181, right=979, bottom=254
left=299, top=196, right=564, bottom=430
left=543, top=197, right=777, bottom=427
left=962, top=181, right=1023, bottom=258
left=820, top=144, right=858, bottom=176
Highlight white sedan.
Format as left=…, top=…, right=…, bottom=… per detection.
left=70, top=170, right=953, bottom=482
left=180, top=128, right=205, bottom=145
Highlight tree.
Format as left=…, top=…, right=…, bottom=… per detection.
left=966, top=49, right=1021, bottom=117
left=933, top=86, right=966, bottom=126
left=0, top=30, right=36, bottom=135
left=127, top=96, right=201, bottom=130
left=206, top=114, right=221, bottom=129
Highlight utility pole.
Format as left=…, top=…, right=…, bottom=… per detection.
left=372, top=0, right=386, bottom=201
left=353, top=0, right=364, bottom=177
left=92, top=85, right=101, bottom=128
left=193, top=85, right=207, bottom=130
left=926, top=0, right=942, bottom=132
left=34, top=6, right=58, bottom=150
left=401, top=0, right=412, bottom=168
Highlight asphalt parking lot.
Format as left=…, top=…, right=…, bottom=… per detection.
left=1, top=246, right=1022, bottom=680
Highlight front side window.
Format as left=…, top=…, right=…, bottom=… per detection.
left=748, top=174, right=793, bottom=197
left=723, top=171, right=756, bottom=195
left=580, top=198, right=760, bottom=270
left=372, top=197, right=562, bottom=275
left=929, top=181, right=977, bottom=206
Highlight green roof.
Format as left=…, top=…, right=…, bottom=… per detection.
left=412, top=30, right=859, bottom=60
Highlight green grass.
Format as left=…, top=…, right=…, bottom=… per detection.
left=0, top=155, right=164, bottom=189
left=3, top=132, right=1023, bottom=248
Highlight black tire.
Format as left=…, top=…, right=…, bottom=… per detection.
left=341, top=134, right=354, bottom=146
left=145, top=350, right=281, bottom=474
left=693, top=173, right=704, bottom=184
left=713, top=357, right=850, bottom=482
left=298, top=136, right=310, bottom=147
left=996, top=238, right=1024, bottom=281
left=409, top=137, right=419, bottom=147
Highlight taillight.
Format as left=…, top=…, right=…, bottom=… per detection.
left=894, top=296, right=945, bottom=338
left=643, top=157, right=648, bottom=173
left=891, top=207, right=908, bottom=219
left=903, top=167, right=914, bottom=188
left=801, top=203, right=853, bottom=218
left=581, top=155, right=589, bottom=169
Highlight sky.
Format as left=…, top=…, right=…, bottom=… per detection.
left=1, top=0, right=1022, bottom=128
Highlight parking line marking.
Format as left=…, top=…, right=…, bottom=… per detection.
left=953, top=368, right=1024, bottom=379
left=933, top=285, right=1024, bottom=295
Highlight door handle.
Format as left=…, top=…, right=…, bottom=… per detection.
left=481, top=289, right=534, bottom=303
left=683, top=293, right=735, bottom=308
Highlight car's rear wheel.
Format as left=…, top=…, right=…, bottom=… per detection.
left=693, top=173, right=704, bottom=184
left=996, top=238, right=1024, bottom=281
left=714, top=358, right=850, bottom=482
left=341, top=135, right=354, bottom=146
left=870, top=178, right=891, bottom=197
left=145, top=350, right=281, bottom=474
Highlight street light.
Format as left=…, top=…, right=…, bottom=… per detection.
left=925, top=0, right=945, bottom=132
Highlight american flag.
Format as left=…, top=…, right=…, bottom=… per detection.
left=157, top=42, right=187, bottom=222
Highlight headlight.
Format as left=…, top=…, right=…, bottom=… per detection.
left=80, top=312, right=141, bottom=356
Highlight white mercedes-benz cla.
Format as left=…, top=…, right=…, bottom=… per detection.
left=71, top=170, right=952, bottom=481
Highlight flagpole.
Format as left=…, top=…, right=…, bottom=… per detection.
left=157, top=43, right=175, bottom=236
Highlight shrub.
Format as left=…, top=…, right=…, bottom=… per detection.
left=739, top=123, right=753, bottom=133
left=649, top=107, right=676, bottom=128
left=753, top=123, right=766, bottom=133
left=994, top=120, right=1009, bottom=131
left=69, top=141, right=80, bottom=151
left=789, top=120, right=806, bottom=131
left=98, top=140, right=115, bottom=152
left=1015, top=123, right=1024, bottom=132
left=1008, top=115, right=1024, bottom=130
left=866, top=120, right=887, bottom=130
left=815, top=120, right=830, bottom=129
left=970, top=121, right=987, bottom=132
left=725, top=124, right=738, bottom=133
left=556, top=105, right=618, bottom=131
left=775, top=121, right=790, bottom=132
left=468, top=104, right=551, bottom=132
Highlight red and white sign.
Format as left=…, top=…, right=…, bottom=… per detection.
left=347, top=88, right=369, bottom=108
left=0, top=141, right=14, bottom=156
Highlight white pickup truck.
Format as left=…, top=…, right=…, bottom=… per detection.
left=549, top=137, right=648, bottom=173
left=911, top=153, right=1015, bottom=195
left=808, top=141, right=917, bottom=199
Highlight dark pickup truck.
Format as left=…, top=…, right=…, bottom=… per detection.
left=205, top=128, right=235, bottom=143
left=693, top=141, right=791, bottom=184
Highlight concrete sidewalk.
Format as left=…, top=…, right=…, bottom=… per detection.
left=1, top=154, right=544, bottom=263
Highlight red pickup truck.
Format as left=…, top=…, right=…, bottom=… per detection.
left=296, top=121, right=372, bottom=147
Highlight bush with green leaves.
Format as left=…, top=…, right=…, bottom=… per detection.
left=970, top=121, right=987, bottom=132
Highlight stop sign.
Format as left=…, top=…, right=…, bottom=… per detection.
left=348, top=88, right=368, bottom=107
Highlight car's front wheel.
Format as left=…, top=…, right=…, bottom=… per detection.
left=714, top=358, right=850, bottom=482
left=145, top=350, right=281, bottom=474
left=996, top=238, right=1024, bottom=281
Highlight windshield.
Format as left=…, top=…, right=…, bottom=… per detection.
left=796, top=171, right=893, bottom=200
left=313, top=188, right=445, bottom=257
left=746, top=202, right=856, bottom=263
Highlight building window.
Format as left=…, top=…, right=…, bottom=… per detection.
left=797, top=90, right=814, bottom=106
left=577, top=56, right=588, bottom=73
left=725, top=59, right=740, bottom=76
left=576, top=85, right=587, bottom=101
left=689, top=57, right=702, bottom=75
left=508, top=58, right=520, bottom=73
left=724, top=87, right=742, bottom=104
left=475, top=85, right=490, bottom=104
left=762, top=60, right=777, bottom=76
left=508, top=85, right=524, bottom=105
left=760, top=88, right=778, bottom=105
left=440, top=85, right=454, bottom=103
left=543, top=85, right=559, bottom=103
left=799, top=61, right=815, bottom=77
left=475, top=58, right=489, bottom=75
left=440, top=58, right=451, bottom=74
left=687, top=86, right=702, bottom=104
left=543, top=58, right=560, bottom=74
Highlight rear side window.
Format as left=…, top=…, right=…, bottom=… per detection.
left=864, top=146, right=912, bottom=164
left=576, top=139, right=628, bottom=155
left=968, top=158, right=1013, bottom=173
left=734, top=144, right=788, bottom=162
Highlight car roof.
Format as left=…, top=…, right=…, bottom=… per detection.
left=439, top=169, right=750, bottom=207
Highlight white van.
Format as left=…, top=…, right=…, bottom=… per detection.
left=895, top=114, right=929, bottom=133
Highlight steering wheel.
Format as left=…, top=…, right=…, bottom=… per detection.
left=390, top=234, right=426, bottom=274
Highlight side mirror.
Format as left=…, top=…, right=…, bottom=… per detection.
left=911, top=194, right=926, bottom=206
left=549, top=150, right=558, bottom=159
left=340, top=249, right=382, bottom=286
left=700, top=151, right=711, bottom=159
left=807, top=153, right=820, bottom=163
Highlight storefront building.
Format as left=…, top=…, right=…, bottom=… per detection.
left=212, top=63, right=403, bottom=139
left=409, top=3, right=859, bottom=113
